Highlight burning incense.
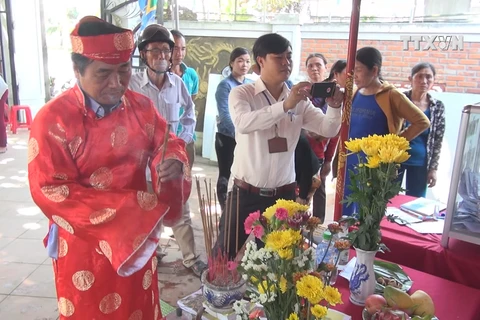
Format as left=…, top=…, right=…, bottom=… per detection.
left=156, top=124, right=171, bottom=193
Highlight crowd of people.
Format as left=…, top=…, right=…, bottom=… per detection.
left=16, top=15, right=446, bottom=319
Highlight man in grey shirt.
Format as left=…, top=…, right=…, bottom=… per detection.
left=129, top=24, right=206, bottom=276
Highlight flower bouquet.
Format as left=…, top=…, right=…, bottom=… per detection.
left=235, top=200, right=343, bottom=320
left=340, top=134, right=410, bottom=305
left=341, top=134, right=410, bottom=251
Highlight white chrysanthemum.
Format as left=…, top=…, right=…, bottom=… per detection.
left=259, top=293, right=268, bottom=304
left=267, top=292, right=276, bottom=302
left=233, top=301, right=243, bottom=314
left=267, top=272, right=276, bottom=281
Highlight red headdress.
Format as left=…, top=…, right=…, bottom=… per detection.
left=70, top=16, right=134, bottom=64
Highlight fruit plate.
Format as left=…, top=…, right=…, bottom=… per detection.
left=362, top=308, right=439, bottom=320
left=374, top=260, right=413, bottom=294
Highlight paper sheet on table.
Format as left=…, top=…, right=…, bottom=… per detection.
left=406, top=220, right=444, bottom=234
left=339, top=257, right=357, bottom=281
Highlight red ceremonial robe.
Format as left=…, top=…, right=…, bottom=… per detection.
left=27, top=85, right=191, bottom=320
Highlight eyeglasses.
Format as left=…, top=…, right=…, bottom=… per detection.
left=145, top=48, right=172, bottom=57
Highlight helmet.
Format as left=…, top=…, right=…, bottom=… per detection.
left=138, top=24, right=175, bottom=51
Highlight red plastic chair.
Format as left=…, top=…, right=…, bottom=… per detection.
left=9, top=105, right=32, bottom=134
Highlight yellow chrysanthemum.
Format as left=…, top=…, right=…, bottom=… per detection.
left=278, top=248, right=294, bottom=260
left=394, top=150, right=410, bottom=163
left=383, top=134, right=410, bottom=151
left=311, top=305, right=328, bottom=319
left=279, top=275, right=287, bottom=293
left=378, top=146, right=400, bottom=163
left=262, top=199, right=309, bottom=220
left=323, top=286, right=343, bottom=306
left=250, top=276, right=259, bottom=283
left=366, top=155, right=381, bottom=168
left=287, top=313, right=299, bottom=320
left=258, top=280, right=275, bottom=294
left=360, top=138, right=380, bottom=156
left=265, top=230, right=302, bottom=251
left=345, top=138, right=362, bottom=153
left=295, top=275, right=324, bottom=304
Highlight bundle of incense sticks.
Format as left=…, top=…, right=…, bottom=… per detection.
left=195, top=177, right=240, bottom=285
left=156, top=124, right=171, bottom=194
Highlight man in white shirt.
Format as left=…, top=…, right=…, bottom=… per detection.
left=129, top=24, right=207, bottom=276
left=216, top=33, right=344, bottom=259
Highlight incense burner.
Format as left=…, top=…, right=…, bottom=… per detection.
left=201, top=270, right=247, bottom=310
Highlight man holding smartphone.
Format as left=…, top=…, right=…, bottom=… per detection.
left=215, top=33, right=344, bottom=259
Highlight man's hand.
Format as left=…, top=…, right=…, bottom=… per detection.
left=296, top=196, right=308, bottom=205
left=284, top=82, right=312, bottom=111
left=320, top=161, right=332, bottom=179
left=427, top=169, right=437, bottom=188
left=325, top=82, right=344, bottom=108
left=156, top=159, right=183, bottom=183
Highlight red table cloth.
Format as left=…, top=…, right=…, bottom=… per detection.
left=333, top=258, right=480, bottom=320
left=380, top=195, right=480, bottom=290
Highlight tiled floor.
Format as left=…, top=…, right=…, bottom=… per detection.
left=0, top=130, right=336, bottom=319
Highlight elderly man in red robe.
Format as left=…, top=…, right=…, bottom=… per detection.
left=27, top=16, right=191, bottom=320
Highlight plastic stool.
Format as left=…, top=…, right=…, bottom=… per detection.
left=9, top=105, right=33, bottom=134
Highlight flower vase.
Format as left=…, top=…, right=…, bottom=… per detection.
left=349, top=248, right=376, bottom=306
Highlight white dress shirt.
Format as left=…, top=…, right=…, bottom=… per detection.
left=229, top=78, right=341, bottom=188
left=129, top=70, right=196, bottom=144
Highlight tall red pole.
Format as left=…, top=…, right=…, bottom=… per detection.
left=333, top=0, right=362, bottom=221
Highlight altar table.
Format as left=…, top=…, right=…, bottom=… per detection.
left=380, top=195, right=480, bottom=290
left=334, top=259, right=480, bottom=320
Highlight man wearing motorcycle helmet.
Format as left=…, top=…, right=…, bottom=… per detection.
left=130, top=24, right=206, bottom=277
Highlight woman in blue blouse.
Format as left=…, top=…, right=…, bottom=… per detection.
left=343, top=47, right=430, bottom=216
left=397, top=62, right=446, bottom=197
left=215, top=47, right=252, bottom=209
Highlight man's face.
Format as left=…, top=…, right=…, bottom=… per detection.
left=258, top=48, right=293, bottom=82
left=142, top=42, right=172, bottom=72
left=74, top=60, right=131, bottom=106
left=172, top=36, right=186, bottom=66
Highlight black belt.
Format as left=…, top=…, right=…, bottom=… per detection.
left=234, top=178, right=296, bottom=197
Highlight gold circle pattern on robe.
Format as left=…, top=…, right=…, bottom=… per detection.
left=99, top=240, right=113, bottom=262
left=128, top=310, right=143, bottom=320
left=142, top=269, right=153, bottom=290
left=90, top=167, right=113, bottom=189
left=136, top=191, right=158, bottom=211
left=99, top=292, right=122, bottom=314
left=52, top=215, right=74, bottom=234
left=151, top=256, right=158, bottom=271
left=89, top=208, right=116, bottom=225
left=68, top=136, right=83, bottom=158
left=27, top=138, right=39, bottom=164
left=133, top=233, right=148, bottom=251
left=72, top=270, right=95, bottom=291
left=41, top=185, right=69, bottom=203
left=145, top=123, right=155, bottom=141
left=111, top=126, right=128, bottom=148
left=53, top=172, right=68, bottom=180
left=58, top=237, right=68, bottom=258
left=58, top=297, right=75, bottom=317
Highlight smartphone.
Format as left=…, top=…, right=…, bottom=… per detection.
left=310, top=82, right=336, bottom=98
